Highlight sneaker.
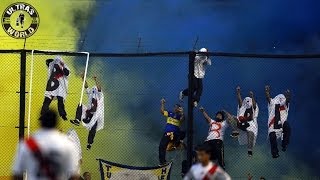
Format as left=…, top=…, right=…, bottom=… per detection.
left=87, top=144, right=92, bottom=150
left=248, top=151, right=253, bottom=157
left=70, top=119, right=80, bottom=126
left=179, top=91, right=184, bottom=101
left=272, top=153, right=280, bottom=158
left=193, top=101, right=198, bottom=107
left=61, top=115, right=68, bottom=121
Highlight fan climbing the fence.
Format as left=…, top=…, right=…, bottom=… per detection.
left=41, top=56, right=70, bottom=120
left=70, top=75, right=105, bottom=150
left=265, top=85, right=291, bottom=158
left=225, top=86, right=259, bottom=157
left=198, top=107, right=238, bottom=170
left=158, top=98, right=185, bottom=166
left=179, top=48, right=211, bottom=107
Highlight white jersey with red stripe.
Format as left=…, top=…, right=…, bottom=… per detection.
left=12, top=129, right=79, bottom=179
left=237, top=97, right=259, bottom=146
left=44, top=57, right=70, bottom=100
left=206, top=119, right=228, bottom=141
left=183, top=162, right=231, bottom=180
left=267, top=94, right=289, bottom=138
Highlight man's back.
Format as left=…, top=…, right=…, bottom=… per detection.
left=13, top=129, right=78, bottom=180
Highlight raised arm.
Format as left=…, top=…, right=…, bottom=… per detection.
left=284, top=89, right=291, bottom=106
left=265, top=85, right=271, bottom=103
left=59, top=60, right=70, bottom=76
left=204, top=49, right=211, bottom=65
left=205, top=55, right=212, bottom=66
left=81, top=73, right=88, bottom=89
left=160, top=98, right=166, bottom=115
left=93, top=76, right=102, bottom=92
left=236, top=86, right=242, bottom=107
left=178, top=107, right=185, bottom=123
left=249, top=91, right=257, bottom=109
left=199, top=107, right=212, bottom=124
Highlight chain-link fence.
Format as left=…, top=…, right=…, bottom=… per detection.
left=0, top=51, right=21, bottom=180
left=1, top=50, right=320, bottom=180
left=27, top=51, right=189, bottom=180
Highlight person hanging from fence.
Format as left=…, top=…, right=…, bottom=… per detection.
left=226, top=86, right=259, bottom=157
left=41, top=56, right=70, bottom=120
left=199, top=107, right=235, bottom=169
left=179, top=48, right=211, bottom=107
left=70, top=75, right=104, bottom=150
left=265, top=85, right=291, bottom=158
left=158, top=98, right=184, bottom=166
left=183, top=144, right=231, bottom=180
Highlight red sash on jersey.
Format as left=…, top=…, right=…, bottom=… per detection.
left=268, top=105, right=286, bottom=128
left=25, top=137, right=57, bottom=180
left=203, top=164, right=218, bottom=180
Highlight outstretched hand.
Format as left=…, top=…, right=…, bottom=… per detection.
left=285, top=89, right=290, bottom=94
left=199, top=106, right=205, bottom=113
left=265, top=85, right=270, bottom=92
left=284, top=89, right=291, bottom=99
left=249, top=91, right=254, bottom=98
left=80, top=73, right=85, bottom=79
left=160, top=98, right=166, bottom=104
left=236, top=86, right=241, bottom=94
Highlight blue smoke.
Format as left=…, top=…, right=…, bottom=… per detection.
left=76, top=0, right=320, bottom=178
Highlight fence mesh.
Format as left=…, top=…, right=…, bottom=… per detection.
left=0, top=52, right=21, bottom=180
left=192, top=56, right=320, bottom=179
left=27, top=52, right=189, bottom=180
left=1, top=50, right=320, bottom=180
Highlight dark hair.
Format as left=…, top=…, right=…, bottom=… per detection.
left=216, top=111, right=225, bottom=120
left=46, top=59, right=54, bottom=67
left=175, top=104, right=182, bottom=108
left=195, top=144, right=211, bottom=154
left=39, top=109, right=58, bottom=128
left=83, top=172, right=91, bottom=176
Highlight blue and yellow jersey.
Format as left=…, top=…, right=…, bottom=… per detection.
left=163, top=111, right=183, bottom=133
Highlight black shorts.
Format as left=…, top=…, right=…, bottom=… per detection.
left=203, top=139, right=225, bottom=168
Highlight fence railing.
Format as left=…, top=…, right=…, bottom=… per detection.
left=1, top=49, right=320, bottom=179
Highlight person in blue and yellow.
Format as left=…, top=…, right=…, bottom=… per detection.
left=159, top=98, right=184, bottom=166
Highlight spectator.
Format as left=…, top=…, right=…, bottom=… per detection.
left=12, top=109, right=79, bottom=180
left=183, top=144, right=231, bottom=180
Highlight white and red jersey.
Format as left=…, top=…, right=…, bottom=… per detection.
left=206, top=119, right=228, bottom=141
left=183, top=162, right=231, bottom=180
left=237, top=97, right=259, bottom=146
left=267, top=94, right=289, bottom=137
left=45, top=56, right=70, bottom=100
left=12, top=129, right=79, bottom=179
left=81, top=86, right=104, bottom=131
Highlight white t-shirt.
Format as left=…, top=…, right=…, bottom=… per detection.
left=206, top=119, right=228, bottom=141
left=194, top=55, right=211, bottom=79
left=12, top=129, right=79, bottom=180
left=183, top=162, right=231, bottom=180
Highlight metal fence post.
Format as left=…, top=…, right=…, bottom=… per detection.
left=187, top=51, right=196, bottom=168
left=19, top=50, right=26, bottom=140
